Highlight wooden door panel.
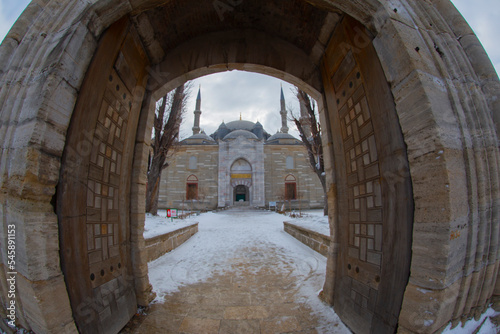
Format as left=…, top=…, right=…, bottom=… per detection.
left=322, top=16, right=413, bottom=333
left=58, top=18, right=149, bottom=334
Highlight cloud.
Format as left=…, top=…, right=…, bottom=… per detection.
left=0, top=2, right=12, bottom=42
left=450, top=0, right=500, bottom=75
left=180, top=71, right=301, bottom=140
left=0, top=0, right=30, bottom=42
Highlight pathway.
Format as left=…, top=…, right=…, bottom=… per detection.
left=121, top=208, right=350, bottom=333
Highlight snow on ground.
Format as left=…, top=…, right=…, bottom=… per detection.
left=143, top=209, right=200, bottom=239
left=147, top=209, right=324, bottom=297
left=147, top=208, right=349, bottom=333
left=283, top=209, right=330, bottom=236
left=145, top=209, right=330, bottom=240
left=145, top=209, right=500, bottom=333
left=441, top=307, right=500, bottom=334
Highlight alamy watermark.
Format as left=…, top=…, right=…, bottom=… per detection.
left=6, top=224, right=16, bottom=328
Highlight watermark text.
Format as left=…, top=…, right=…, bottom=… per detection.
left=6, top=224, right=16, bottom=328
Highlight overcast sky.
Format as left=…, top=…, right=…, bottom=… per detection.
left=1, top=0, right=498, bottom=139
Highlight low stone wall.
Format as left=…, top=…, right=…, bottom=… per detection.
left=283, top=222, right=330, bottom=256
left=145, top=223, right=199, bottom=262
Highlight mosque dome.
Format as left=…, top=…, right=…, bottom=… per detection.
left=212, top=119, right=271, bottom=141
left=225, top=120, right=257, bottom=131
left=223, top=129, right=259, bottom=140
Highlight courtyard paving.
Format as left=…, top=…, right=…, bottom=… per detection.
left=121, top=207, right=350, bottom=333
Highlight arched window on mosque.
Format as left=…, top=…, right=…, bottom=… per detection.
left=186, top=175, right=198, bottom=200
left=189, top=156, right=197, bottom=170
left=286, top=156, right=294, bottom=170
left=285, top=174, right=297, bottom=200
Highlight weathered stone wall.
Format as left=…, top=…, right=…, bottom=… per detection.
left=0, top=0, right=498, bottom=333
left=283, top=222, right=330, bottom=256
left=159, top=145, right=219, bottom=210
left=264, top=144, right=325, bottom=210
left=145, top=224, right=198, bottom=262
left=368, top=2, right=500, bottom=332
left=158, top=140, right=324, bottom=211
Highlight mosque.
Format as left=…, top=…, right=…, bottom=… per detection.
left=158, top=87, right=325, bottom=210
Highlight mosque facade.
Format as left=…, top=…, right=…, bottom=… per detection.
left=158, top=88, right=325, bottom=211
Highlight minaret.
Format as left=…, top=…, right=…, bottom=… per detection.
left=280, top=85, right=289, bottom=134
left=192, top=86, right=202, bottom=135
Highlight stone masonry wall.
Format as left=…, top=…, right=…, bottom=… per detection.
left=264, top=145, right=325, bottom=209
left=145, top=224, right=198, bottom=262
left=283, top=222, right=330, bottom=256
left=159, top=145, right=219, bottom=210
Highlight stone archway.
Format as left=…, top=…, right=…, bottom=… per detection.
left=0, top=1, right=499, bottom=334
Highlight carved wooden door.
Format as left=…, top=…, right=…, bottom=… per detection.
left=322, top=16, right=413, bottom=333
left=57, top=18, right=149, bottom=334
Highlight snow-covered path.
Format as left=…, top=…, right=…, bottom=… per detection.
left=149, top=208, right=325, bottom=296
left=138, top=207, right=351, bottom=333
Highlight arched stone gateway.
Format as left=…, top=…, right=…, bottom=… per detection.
left=0, top=1, right=498, bottom=333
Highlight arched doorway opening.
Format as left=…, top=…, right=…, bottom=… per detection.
left=234, top=185, right=249, bottom=203
left=1, top=1, right=499, bottom=333
left=186, top=175, right=199, bottom=201
left=284, top=174, right=297, bottom=201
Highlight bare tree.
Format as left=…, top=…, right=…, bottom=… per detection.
left=146, top=84, right=190, bottom=215
left=290, top=89, right=327, bottom=215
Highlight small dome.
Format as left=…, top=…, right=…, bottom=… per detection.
left=252, top=121, right=264, bottom=139
left=191, top=133, right=215, bottom=140
left=267, top=133, right=297, bottom=141
left=223, top=129, right=259, bottom=140
left=210, top=121, right=231, bottom=140
left=266, top=132, right=301, bottom=145
left=183, top=132, right=216, bottom=144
